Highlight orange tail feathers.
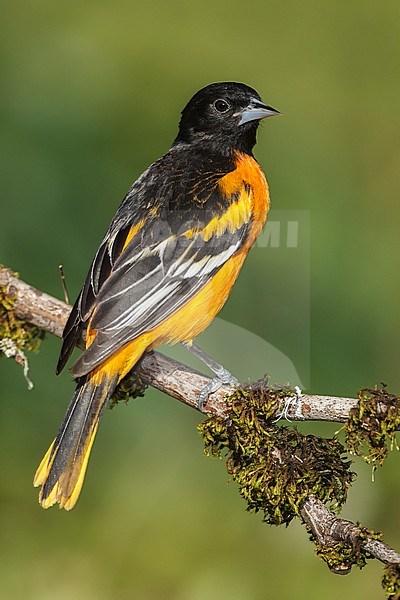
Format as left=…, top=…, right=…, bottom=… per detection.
left=34, top=374, right=117, bottom=510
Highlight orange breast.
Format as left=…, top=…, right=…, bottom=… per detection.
left=219, top=151, right=270, bottom=248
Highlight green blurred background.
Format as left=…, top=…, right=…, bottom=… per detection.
left=1, top=1, right=399, bottom=598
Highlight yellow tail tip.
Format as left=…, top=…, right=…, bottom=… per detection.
left=39, top=487, right=58, bottom=509
left=34, top=423, right=98, bottom=510
left=38, top=486, right=76, bottom=510
left=33, top=439, right=55, bottom=487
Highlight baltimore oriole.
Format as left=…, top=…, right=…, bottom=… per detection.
left=34, top=82, right=280, bottom=509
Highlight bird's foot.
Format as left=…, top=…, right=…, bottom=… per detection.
left=197, top=368, right=239, bottom=411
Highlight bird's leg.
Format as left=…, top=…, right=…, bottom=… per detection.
left=182, top=342, right=239, bottom=411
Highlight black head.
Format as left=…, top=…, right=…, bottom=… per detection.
left=174, top=82, right=280, bottom=155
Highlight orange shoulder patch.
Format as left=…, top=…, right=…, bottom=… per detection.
left=185, top=152, right=269, bottom=242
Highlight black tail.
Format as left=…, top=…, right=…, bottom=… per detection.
left=34, top=374, right=117, bottom=510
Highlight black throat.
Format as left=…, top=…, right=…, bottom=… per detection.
left=173, top=121, right=259, bottom=157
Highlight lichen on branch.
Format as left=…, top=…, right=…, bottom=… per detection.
left=311, top=525, right=383, bottom=575
left=0, top=275, right=45, bottom=353
left=198, top=380, right=355, bottom=526
left=382, top=563, right=400, bottom=599
left=108, top=367, right=148, bottom=409
left=0, top=270, right=45, bottom=386
left=345, top=385, right=400, bottom=467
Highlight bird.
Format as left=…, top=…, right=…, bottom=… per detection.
left=33, top=81, right=280, bottom=510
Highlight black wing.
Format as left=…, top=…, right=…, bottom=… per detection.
left=57, top=147, right=251, bottom=377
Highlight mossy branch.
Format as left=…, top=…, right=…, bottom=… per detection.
left=301, top=496, right=400, bottom=570
left=198, top=382, right=400, bottom=581
left=1, top=264, right=399, bottom=594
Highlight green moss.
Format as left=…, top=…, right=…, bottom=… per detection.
left=198, top=381, right=355, bottom=526
left=382, top=564, right=400, bottom=599
left=0, top=269, right=45, bottom=388
left=314, top=541, right=365, bottom=574
left=312, top=526, right=383, bottom=574
left=108, top=368, right=148, bottom=409
left=345, top=385, right=400, bottom=467
left=0, top=272, right=45, bottom=356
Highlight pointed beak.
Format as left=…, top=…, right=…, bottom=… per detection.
left=236, top=98, right=281, bottom=125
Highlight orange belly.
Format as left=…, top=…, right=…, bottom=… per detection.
left=150, top=248, right=249, bottom=345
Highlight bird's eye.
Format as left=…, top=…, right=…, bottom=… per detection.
left=213, top=99, right=231, bottom=113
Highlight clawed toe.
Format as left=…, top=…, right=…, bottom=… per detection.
left=181, top=341, right=239, bottom=411
left=197, top=372, right=239, bottom=411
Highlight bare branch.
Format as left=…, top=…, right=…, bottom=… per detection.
left=0, top=266, right=69, bottom=339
